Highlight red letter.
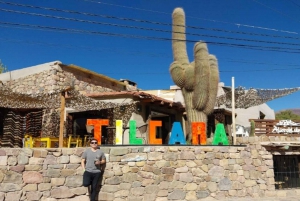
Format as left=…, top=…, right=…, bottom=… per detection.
left=192, top=122, right=206, bottom=145
left=87, top=119, right=109, bottom=145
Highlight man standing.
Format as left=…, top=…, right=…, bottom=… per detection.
left=81, top=138, right=106, bottom=201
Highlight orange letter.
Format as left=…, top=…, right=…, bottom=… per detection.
left=87, top=119, right=109, bottom=145
left=149, top=120, right=162, bottom=144
left=192, top=122, right=206, bottom=145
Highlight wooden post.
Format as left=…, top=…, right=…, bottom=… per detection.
left=232, top=77, right=236, bottom=145
left=59, top=92, right=66, bottom=148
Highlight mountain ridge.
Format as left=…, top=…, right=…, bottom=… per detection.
left=276, top=108, right=300, bottom=116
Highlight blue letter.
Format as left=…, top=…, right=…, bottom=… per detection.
left=169, top=122, right=186, bottom=145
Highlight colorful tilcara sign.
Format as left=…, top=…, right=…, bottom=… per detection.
left=87, top=119, right=229, bottom=145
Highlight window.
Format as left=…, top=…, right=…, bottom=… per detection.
left=273, top=155, right=300, bottom=189
left=259, top=111, right=266, bottom=119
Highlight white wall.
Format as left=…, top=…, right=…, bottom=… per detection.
left=0, top=61, right=61, bottom=82
left=235, top=103, right=275, bottom=128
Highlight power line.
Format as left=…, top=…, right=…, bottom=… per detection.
left=0, top=37, right=169, bottom=58
left=2, top=8, right=300, bottom=48
left=1, top=36, right=300, bottom=68
left=1, top=36, right=300, bottom=73
left=80, top=0, right=299, bottom=34
left=287, top=0, right=300, bottom=8
left=2, top=21, right=300, bottom=54
left=252, top=0, right=300, bottom=23
left=93, top=66, right=300, bottom=75
left=1, top=1, right=300, bottom=41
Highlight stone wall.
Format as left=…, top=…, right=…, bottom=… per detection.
left=0, top=136, right=299, bottom=201
left=2, top=67, right=120, bottom=139
left=4, top=68, right=116, bottom=95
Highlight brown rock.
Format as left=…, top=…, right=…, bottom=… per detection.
left=33, top=150, right=48, bottom=158
left=26, top=191, right=43, bottom=201
left=61, top=169, right=75, bottom=177
left=0, top=156, right=7, bottom=166
left=179, top=173, right=193, bottom=183
left=25, top=165, right=42, bottom=171
left=0, top=183, right=21, bottom=192
left=28, top=157, right=44, bottom=165
left=5, top=191, right=22, bottom=201
left=3, top=171, right=22, bottom=184
left=161, top=167, right=175, bottom=175
left=70, top=155, right=82, bottom=163
left=50, top=186, right=74, bottom=198
left=44, top=155, right=57, bottom=165
left=70, top=187, right=87, bottom=195
left=51, top=178, right=65, bottom=186
left=98, top=192, right=114, bottom=201
left=23, top=184, right=37, bottom=191
left=179, top=151, right=195, bottom=160
left=5, top=149, right=20, bottom=156
left=44, top=169, right=60, bottom=178
left=0, top=150, right=6, bottom=156
left=7, top=156, right=17, bottom=165
left=38, top=183, right=52, bottom=191
left=9, top=165, right=25, bottom=173
left=65, top=176, right=83, bottom=187
left=23, top=171, right=43, bottom=184
left=148, top=152, right=163, bottom=160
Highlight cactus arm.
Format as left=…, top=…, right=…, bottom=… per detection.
left=169, top=61, right=185, bottom=88
left=192, top=42, right=210, bottom=110
left=203, top=54, right=220, bottom=115
left=172, top=8, right=189, bottom=64
left=184, top=62, right=195, bottom=91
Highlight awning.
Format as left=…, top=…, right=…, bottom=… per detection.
left=216, top=86, right=300, bottom=109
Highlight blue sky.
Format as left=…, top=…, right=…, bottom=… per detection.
left=1, top=0, right=300, bottom=112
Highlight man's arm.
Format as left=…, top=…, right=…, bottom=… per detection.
left=81, top=158, right=86, bottom=170
left=95, top=152, right=106, bottom=165
left=100, top=157, right=106, bottom=165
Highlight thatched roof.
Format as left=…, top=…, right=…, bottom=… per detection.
left=0, top=84, right=133, bottom=110
left=87, top=91, right=185, bottom=111
left=0, top=84, right=56, bottom=109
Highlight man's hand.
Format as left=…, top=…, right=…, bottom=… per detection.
left=95, top=160, right=102, bottom=165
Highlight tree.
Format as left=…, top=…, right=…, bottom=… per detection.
left=0, top=60, right=7, bottom=74
left=276, top=110, right=300, bottom=121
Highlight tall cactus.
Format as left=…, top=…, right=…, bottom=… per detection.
left=170, top=8, right=220, bottom=142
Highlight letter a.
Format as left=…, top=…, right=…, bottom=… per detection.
left=168, top=122, right=186, bottom=145
left=212, top=123, right=229, bottom=145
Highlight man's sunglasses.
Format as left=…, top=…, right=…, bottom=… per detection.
left=90, top=142, right=98, bottom=144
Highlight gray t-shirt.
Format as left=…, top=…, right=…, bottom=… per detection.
left=82, top=148, right=106, bottom=173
